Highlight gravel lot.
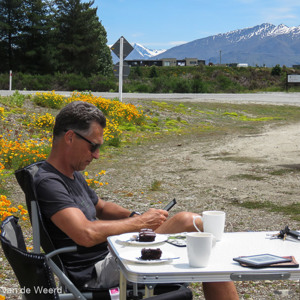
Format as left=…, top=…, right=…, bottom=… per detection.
left=95, top=110, right=300, bottom=299
left=92, top=109, right=300, bottom=299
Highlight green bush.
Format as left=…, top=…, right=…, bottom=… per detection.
left=149, top=66, right=158, bottom=78
left=150, top=77, right=165, bottom=93
left=271, top=65, right=282, bottom=76
left=90, top=76, right=117, bottom=92
left=129, top=66, right=142, bottom=79
left=0, top=74, right=9, bottom=89
left=135, top=82, right=151, bottom=93
left=191, top=78, right=210, bottom=93
left=172, top=78, right=191, bottom=93
left=10, top=91, right=26, bottom=107
left=67, top=74, right=90, bottom=91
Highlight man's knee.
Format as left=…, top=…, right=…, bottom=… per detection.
left=172, top=211, right=202, bottom=232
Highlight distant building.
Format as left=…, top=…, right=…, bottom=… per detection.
left=161, top=58, right=177, bottom=67
left=178, top=58, right=205, bottom=66
left=227, top=63, right=238, bottom=67
left=125, top=60, right=162, bottom=67
left=125, top=58, right=205, bottom=67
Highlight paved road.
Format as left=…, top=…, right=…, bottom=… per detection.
left=1, top=90, right=300, bottom=106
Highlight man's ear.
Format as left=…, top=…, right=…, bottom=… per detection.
left=64, top=130, right=74, bottom=145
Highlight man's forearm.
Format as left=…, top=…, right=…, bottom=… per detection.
left=98, top=201, right=131, bottom=220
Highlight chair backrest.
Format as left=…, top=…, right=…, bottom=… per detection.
left=15, top=161, right=64, bottom=270
left=0, top=216, right=59, bottom=300
left=15, top=161, right=43, bottom=223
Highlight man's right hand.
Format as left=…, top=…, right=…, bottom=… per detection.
left=139, top=208, right=169, bottom=230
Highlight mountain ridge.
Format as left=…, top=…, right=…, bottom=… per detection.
left=119, top=23, right=300, bottom=67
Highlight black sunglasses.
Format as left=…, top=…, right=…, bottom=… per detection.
left=65, top=130, right=101, bottom=153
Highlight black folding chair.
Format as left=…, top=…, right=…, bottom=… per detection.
left=11, top=161, right=192, bottom=299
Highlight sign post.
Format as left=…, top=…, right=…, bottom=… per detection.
left=118, top=37, right=124, bottom=102
left=111, top=36, right=134, bottom=102
left=9, top=70, right=12, bottom=91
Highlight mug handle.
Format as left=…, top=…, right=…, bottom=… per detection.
left=193, top=215, right=202, bottom=232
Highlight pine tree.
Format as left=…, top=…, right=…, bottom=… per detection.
left=53, top=0, right=112, bottom=75
left=19, top=0, right=54, bottom=73
left=0, top=0, right=25, bottom=72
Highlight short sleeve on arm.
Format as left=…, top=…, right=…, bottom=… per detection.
left=35, top=176, right=80, bottom=218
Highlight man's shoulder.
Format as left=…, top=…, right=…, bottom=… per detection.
left=36, top=161, right=58, bottom=177
left=34, top=162, right=85, bottom=189
left=34, top=161, right=64, bottom=186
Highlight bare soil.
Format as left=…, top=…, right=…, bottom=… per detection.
left=96, top=121, right=300, bottom=300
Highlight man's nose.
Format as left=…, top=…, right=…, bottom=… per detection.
left=92, top=149, right=100, bottom=159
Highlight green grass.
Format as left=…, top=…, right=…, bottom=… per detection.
left=150, top=180, right=162, bottom=191
left=228, top=174, right=266, bottom=181
left=208, top=156, right=266, bottom=164
left=232, top=200, right=300, bottom=221
left=269, top=168, right=300, bottom=176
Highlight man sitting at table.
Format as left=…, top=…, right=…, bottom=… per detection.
left=34, top=101, right=239, bottom=300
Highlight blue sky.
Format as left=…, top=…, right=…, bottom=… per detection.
left=92, top=0, right=300, bottom=50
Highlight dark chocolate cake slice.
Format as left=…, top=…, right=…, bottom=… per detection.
left=138, top=228, right=156, bottom=242
left=140, top=248, right=162, bottom=260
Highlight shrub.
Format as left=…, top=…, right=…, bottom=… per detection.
left=172, top=78, right=191, bottom=93
left=128, top=66, right=143, bottom=80
left=32, top=91, right=67, bottom=109
left=90, top=75, right=117, bottom=92
left=67, top=74, right=90, bottom=91
left=191, top=78, right=211, bottom=93
left=271, top=65, right=282, bottom=76
left=149, top=66, right=158, bottom=78
left=10, top=91, right=26, bottom=107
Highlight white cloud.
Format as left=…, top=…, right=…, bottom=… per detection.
left=169, top=41, right=188, bottom=46
left=142, top=41, right=187, bottom=49
left=131, top=32, right=144, bottom=38
left=262, top=6, right=299, bottom=23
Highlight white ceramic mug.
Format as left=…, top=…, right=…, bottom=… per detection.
left=193, top=210, right=226, bottom=241
left=186, top=232, right=214, bottom=267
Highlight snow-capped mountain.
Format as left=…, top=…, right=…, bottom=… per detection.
left=153, top=23, right=300, bottom=67
left=110, top=43, right=166, bottom=63
left=213, top=23, right=300, bottom=43
left=128, top=43, right=166, bottom=59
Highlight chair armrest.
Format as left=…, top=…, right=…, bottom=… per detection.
left=45, top=246, right=78, bottom=260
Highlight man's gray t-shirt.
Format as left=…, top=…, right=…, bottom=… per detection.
left=34, top=161, right=109, bottom=287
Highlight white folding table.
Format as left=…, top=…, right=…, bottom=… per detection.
left=107, top=231, right=300, bottom=299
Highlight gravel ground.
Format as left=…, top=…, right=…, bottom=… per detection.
left=1, top=98, right=300, bottom=299
left=96, top=121, right=300, bottom=300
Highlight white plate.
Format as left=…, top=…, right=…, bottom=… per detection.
left=117, top=232, right=167, bottom=246
left=119, top=249, right=177, bottom=264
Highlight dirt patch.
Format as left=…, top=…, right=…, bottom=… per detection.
left=94, top=121, right=300, bottom=299
left=97, top=122, right=300, bottom=230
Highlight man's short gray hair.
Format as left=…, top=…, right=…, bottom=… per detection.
left=53, top=101, right=106, bottom=138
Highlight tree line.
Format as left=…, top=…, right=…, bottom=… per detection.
left=0, top=0, right=112, bottom=76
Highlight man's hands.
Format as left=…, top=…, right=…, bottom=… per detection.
left=139, top=208, right=169, bottom=230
